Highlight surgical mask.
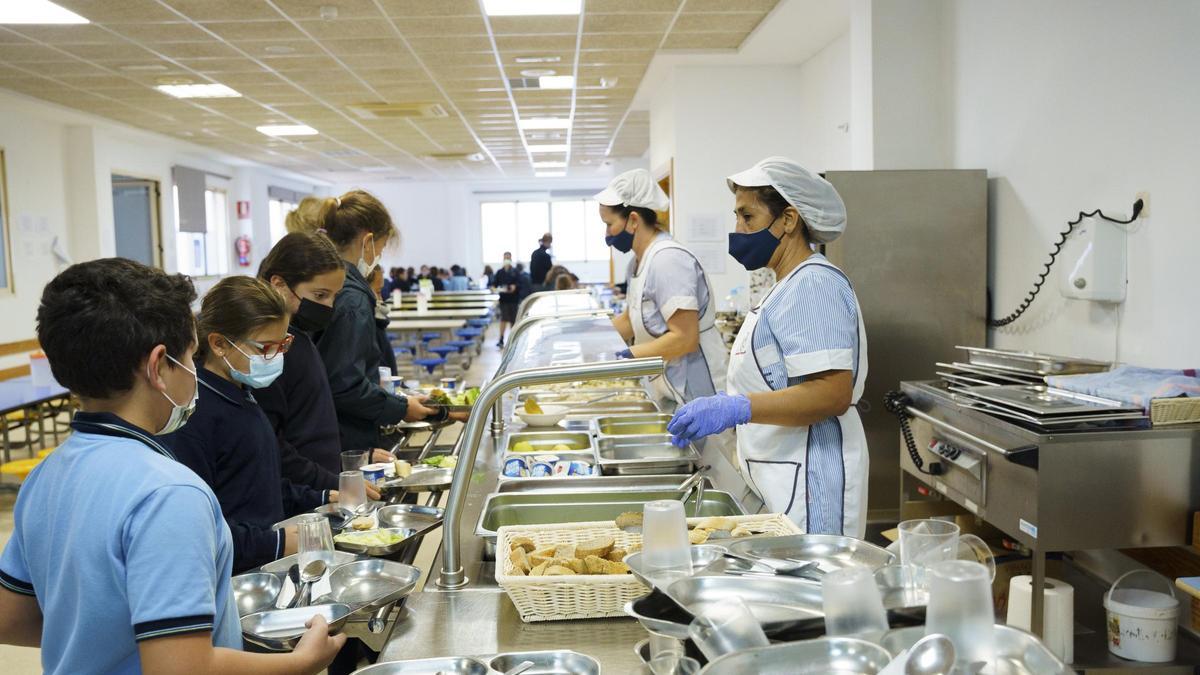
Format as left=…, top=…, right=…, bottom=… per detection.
left=503, top=259, right=512, bottom=268
left=154, top=355, right=198, bottom=435
left=223, top=341, right=285, bottom=389
left=292, top=295, right=334, bottom=333
left=728, top=217, right=782, bottom=271
left=356, top=236, right=378, bottom=279
left=605, top=228, right=634, bottom=253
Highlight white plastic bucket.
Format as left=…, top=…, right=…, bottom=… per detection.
left=1104, top=569, right=1179, bottom=663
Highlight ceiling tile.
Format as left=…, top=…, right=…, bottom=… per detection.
left=684, top=0, right=780, bottom=11
left=56, top=42, right=161, bottom=61
left=271, top=0, right=387, bottom=20
left=177, top=57, right=271, bottom=73
left=261, top=54, right=346, bottom=72
left=386, top=16, right=488, bottom=37
left=584, top=13, right=673, bottom=33
left=162, top=1, right=282, bottom=21
left=294, top=19, right=398, bottom=40
left=673, top=13, right=766, bottom=33
left=494, top=35, right=577, bottom=52
left=108, top=22, right=215, bottom=43
left=588, top=0, right=681, bottom=12
left=406, top=36, right=494, bottom=54
left=377, top=0, right=482, bottom=17
left=152, top=41, right=245, bottom=60
left=581, top=33, right=662, bottom=50
left=54, top=0, right=185, bottom=23
left=0, top=43, right=79, bottom=62
left=321, top=37, right=410, bottom=56
left=8, top=24, right=127, bottom=44
left=231, top=39, right=329, bottom=58
left=579, top=49, right=656, bottom=64
left=202, top=21, right=308, bottom=41
left=16, top=59, right=112, bottom=77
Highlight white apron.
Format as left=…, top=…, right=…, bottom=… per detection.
left=726, top=257, right=869, bottom=538
left=628, top=238, right=729, bottom=403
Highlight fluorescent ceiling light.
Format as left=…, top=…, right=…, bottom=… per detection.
left=519, top=117, right=571, bottom=130
left=156, top=83, right=241, bottom=99
left=0, top=0, right=88, bottom=24
left=520, top=68, right=556, bottom=78
left=257, top=124, right=318, bottom=137
left=483, top=0, right=581, bottom=16
left=528, top=144, right=569, bottom=153
left=539, top=75, right=575, bottom=89
left=515, top=55, right=561, bottom=64
left=533, top=161, right=566, bottom=168
left=536, top=171, right=566, bottom=178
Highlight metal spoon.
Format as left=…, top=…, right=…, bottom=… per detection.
left=905, top=634, right=955, bottom=675
left=501, top=661, right=536, bottom=675
left=720, top=550, right=819, bottom=576
left=294, top=559, right=327, bottom=608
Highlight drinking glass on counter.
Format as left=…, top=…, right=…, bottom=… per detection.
left=641, top=500, right=692, bottom=586
left=341, top=449, right=367, bottom=473
left=822, top=566, right=890, bottom=636
left=924, top=559, right=996, bottom=666
left=687, top=596, right=769, bottom=661
left=898, top=518, right=959, bottom=569
left=338, top=470, right=368, bottom=513
left=296, top=514, right=335, bottom=568
left=648, top=654, right=699, bottom=675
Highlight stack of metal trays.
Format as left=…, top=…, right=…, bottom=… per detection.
left=947, top=383, right=1148, bottom=431
left=937, top=346, right=1112, bottom=390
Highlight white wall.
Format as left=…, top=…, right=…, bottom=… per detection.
left=0, top=87, right=323, bottom=359
left=944, top=0, right=1200, bottom=366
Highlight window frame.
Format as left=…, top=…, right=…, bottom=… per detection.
left=478, top=195, right=610, bottom=271
left=0, top=148, right=12, bottom=294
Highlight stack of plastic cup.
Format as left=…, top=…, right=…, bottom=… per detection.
left=296, top=514, right=335, bottom=568
left=641, top=500, right=692, bottom=587
left=647, top=654, right=699, bottom=675
left=687, top=596, right=770, bottom=661
left=341, top=449, right=368, bottom=473
left=898, top=519, right=996, bottom=585
left=925, top=559, right=996, bottom=666
left=822, top=566, right=890, bottom=636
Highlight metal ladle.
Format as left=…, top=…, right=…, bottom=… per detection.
left=905, top=633, right=956, bottom=675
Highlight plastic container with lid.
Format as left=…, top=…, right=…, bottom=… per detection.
left=1104, top=569, right=1179, bottom=663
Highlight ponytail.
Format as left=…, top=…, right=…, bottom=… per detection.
left=313, top=190, right=398, bottom=250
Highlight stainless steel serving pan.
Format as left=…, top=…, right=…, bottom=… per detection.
left=321, top=559, right=421, bottom=611
left=496, top=474, right=708, bottom=493
left=504, top=430, right=595, bottom=455
left=698, top=637, right=893, bottom=675
left=261, top=551, right=360, bottom=574
left=958, top=384, right=1143, bottom=416
left=958, top=345, right=1111, bottom=376
left=879, top=625, right=1073, bottom=674
left=666, top=575, right=824, bottom=631
left=333, top=527, right=416, bottom=557
left=488, top=651, right=601, bottom=675
left=351, top=657, right=491, bottom=674
left=231, top=572, right=283, bottom=617
left=595, top=434, right=699, bottom=475
left=593, top=413, right=673, bottom=437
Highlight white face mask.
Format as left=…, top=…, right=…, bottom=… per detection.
left=356, top=236, right=378, bottom=279
left=155, top=355, right=198, bottom=435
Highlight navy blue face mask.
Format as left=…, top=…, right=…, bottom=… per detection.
left=605, top=228, right=635, bottom=253
left=728, top=217, right=782, bottom=270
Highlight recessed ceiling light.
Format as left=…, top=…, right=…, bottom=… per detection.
left=533, top=161, right=566, bottom=168
left=515, top=55, right=561, bottom=64
left=520, top=68, right=556, bottom=78
left=519, top=117, right=571, bottom=130
left=536, top=171, right=566, bottom=178
left=539, top=75, right=574, bottom=89
left=483, top=0, right=580, bottom=16
left=599, top=77, right=619, bottom=89
left=157, top=83, right=241, bottom=99
left=0, top=0, right=88, bottom=24
left=528, top=144, right=569, bottom=153
left=264, top=45, right=295, bottom=55
left=257, top=124, right=318, bottom=137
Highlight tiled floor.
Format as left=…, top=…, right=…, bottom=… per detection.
left=0, top=326, right=504, bottom=673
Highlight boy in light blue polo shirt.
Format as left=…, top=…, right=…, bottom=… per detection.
left=0, top=259, right=344, bottom=675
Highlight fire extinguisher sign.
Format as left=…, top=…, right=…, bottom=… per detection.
left=236, top=200, right=251, bottom=219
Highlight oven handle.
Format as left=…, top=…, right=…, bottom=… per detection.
left=904, top=405, right=1038, bottom=463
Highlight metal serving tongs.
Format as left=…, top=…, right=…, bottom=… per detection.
left=618, top=469, right=709, bottom=534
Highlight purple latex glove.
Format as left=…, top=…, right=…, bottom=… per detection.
left=615, top=348, right=634, bottom=359
left=667, top=392, right=751, bottom=447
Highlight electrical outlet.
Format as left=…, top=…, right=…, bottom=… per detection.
left=1136, top=191, right=1150, bottom=218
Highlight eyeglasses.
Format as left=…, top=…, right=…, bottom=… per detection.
left=237, top=334, right=294, bottom=360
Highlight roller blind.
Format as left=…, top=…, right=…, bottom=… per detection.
left=268, top=186, right=307, bottom=203
left=172, top=165, right=207, bottom=233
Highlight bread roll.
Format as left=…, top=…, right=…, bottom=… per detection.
left=509, top=536, right=536, bottom=553
left=529, top=561, right=550, bottom=577
left=688, top=528, right=710, bottom=545
left=606, top=548, right=627, bottom=563
left=576, top=535, right=615, bottom=559
left=508, top=547, right=531, bottom=574
left=545, top=565, right=576, bottom=576
left=695, top=516, right=735, bottom=531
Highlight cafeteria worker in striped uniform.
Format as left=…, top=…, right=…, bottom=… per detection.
left=667, top=157, right=869, bottom=538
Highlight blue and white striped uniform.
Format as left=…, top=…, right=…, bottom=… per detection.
left=727, top=254, right=869, bottom=537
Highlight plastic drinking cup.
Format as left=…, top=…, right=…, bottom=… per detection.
left=296, top=514, right=335, bottom=568
left=925, top=560, right=996, bottom=666
left=648, top=655, right=699, bottom=675
left=641, top=500, right=692, bottom=585
left=822, top=566, right=890, bottom=636
left=898, top=519, right=960, bottom=571
left=341, top=449, right=368, bottom=472
left=687, top=596, right=770, bottom=661
left=338, top=470, right=368, bottom=513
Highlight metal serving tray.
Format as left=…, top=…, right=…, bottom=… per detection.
left=261, top=551, right=361, bottom=574
left=352, top=657, right=491, bottom=674
left=333, top=527, right=416, bottom=557
left=322, top=559, right=421, bottom=611
left=504, top=430, right=594, bottom=455
left=698, top=637, right=892, bottom=675
left=958, top=345, right=1111, bottom=376
left=727, top=534, right=896, bottom=575
left=488, top=650, right=601, bottom=675
left=594, top=413, right=673, bottom=437
left=936, top=361, right=1041, bottom=384
left=375, top=504, right=443, bottom=537
left=475, top=488, right=745, bottom=558
left=496, top=474, right=711, bottom=493
left=879, top=625, right=1072, bottom=674
left=242, top=603, right=352, bottom=651
left=666, top=575, right=824, bottom=631
left=951, top=396, right=1147, bottom=427
left=959, top=384, right=1143, bottom=416
left=595, top=434, right=699, bottom=475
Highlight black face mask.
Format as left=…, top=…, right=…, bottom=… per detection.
left=291, top=294, right=334, bottom=333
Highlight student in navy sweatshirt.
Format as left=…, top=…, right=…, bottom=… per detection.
left=168, top=276, right=332, bottom=573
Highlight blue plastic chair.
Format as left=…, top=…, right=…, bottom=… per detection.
left=412, top=357, right=446, bottom=375
left=447, top=340, right=476, bottom=353
left=395, top=341, right=419, bottom=355
left=428, top=345, right=457, bottom=359
left=420, top=332, right=442, bottom=343
left=468, top=318, right=490, bottom=328
left=455, top=328, right=483, bottom=339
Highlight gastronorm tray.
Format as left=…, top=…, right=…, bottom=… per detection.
left=333, top=527, right=416, bottom=556
left=958, top=384, right=1144, bottom=416
left=698, top=637, right=892, bottom=675
left=593, top=413, right=673, bottom=437
left=936, top=361, right=1042, bottom=384
left=950, top=395, right=1147, bottom=426
left=726, top=533, right=896, bottom=575
left=351, top=657, right=491, bottom=674
left=957, top=345, right=1111, bottom=376
left=504, top=430, right=595, bottom=455
left=879, top=624, right=1073, bottom=674
left=595, top=434, right=699, bottom=475
left=241, top=603, right=352, bottom=651
left=496, top=474, right=708, bottom=493
left=667, top=574, right=824, bottom=631
left=261, top=551, right=361, bottom=574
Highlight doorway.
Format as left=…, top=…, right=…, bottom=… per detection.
left=112, top=175, right=162, bottom=267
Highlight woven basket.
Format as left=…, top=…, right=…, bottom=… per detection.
left=1151, top=398, right=1200, bottom=426
left=495, top=513, right=801, bottom=622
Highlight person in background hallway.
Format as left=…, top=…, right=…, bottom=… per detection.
left=168, top=277, right=332, bottom=574
left=298, top=191, right=441, bottom=451
left=482, top=265, right=496, bottom=289
left=530, top=233, right=553, bottom=292
left=0, top=258, right=342, bottom=674
left=447, top=265, right=471, bottom=291
left=418, top=265, right=430, bottom=280
left=493, top=252, right=520, bottom=347
left=428, top=266, right=445, bottom=291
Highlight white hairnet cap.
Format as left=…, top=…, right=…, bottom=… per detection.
left=726, top=156, right=846, bottom=243
left=593, top=168, right=670, bottom=212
